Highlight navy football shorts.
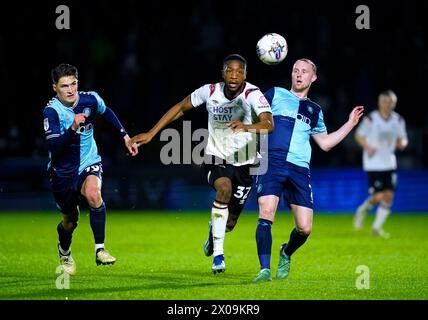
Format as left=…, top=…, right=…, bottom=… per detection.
left=256, top=158, right=313, bottom=209
left=48, top=162, right=103, bottom=214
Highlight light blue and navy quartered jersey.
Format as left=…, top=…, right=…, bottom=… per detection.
left=264, top=87, right=326, bottom=169
left=43, top=91, right=127, bottom=177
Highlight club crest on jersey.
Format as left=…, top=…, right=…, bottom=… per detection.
left=307, top=105, right=313, bottom=114
left=259, top=95, right=269, bottom=106
left=83, top=107, right=91, bottom=117
left=44, top=118, right=49, bottom=131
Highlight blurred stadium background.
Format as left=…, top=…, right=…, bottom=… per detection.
left=0, top=0, right=427, bottom=213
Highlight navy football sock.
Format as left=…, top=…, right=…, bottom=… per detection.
left=57, top=222, right=73, bottom=253
left=283, top=228, right=309, bottom=256
left=89, top=202, right=106, bottom=245
left=256, top=218, right=273, bottom=270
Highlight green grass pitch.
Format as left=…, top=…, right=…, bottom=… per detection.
left=0, top=211, right=427, bottom=300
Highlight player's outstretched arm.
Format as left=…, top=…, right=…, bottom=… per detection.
left=130, top=95, right=194, bottom=146
left=312, top=106, right=364, bottom=152
left=100, top=107, right=138, bottom=156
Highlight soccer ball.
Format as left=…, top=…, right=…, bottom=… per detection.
left=256, top=33, right=288, bottom=65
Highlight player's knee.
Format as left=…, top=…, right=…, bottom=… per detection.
left=215, top=184, right=232, bottom=202
left=62, top=220, right=78, bottom=233
left=84, top=187, right=102, bottom=208
left=383, top=192, right=394, bottom=205
left=296, top=225, right=312, bottom=237
left=372, top=193, right=383, bottom=204
left=259, top=207, right=275, bottom=221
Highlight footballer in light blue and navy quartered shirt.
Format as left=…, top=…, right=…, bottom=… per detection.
left=256, top=87, right=327, bottom=209
left=43, top=91, right=128, bottom=178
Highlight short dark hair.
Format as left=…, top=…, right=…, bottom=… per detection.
left=223, top=54, right=247, bottom=70
left=51, top=63, right=78, bottom=84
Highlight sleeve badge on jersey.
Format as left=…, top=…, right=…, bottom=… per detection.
left=83, top=107, right=91, bottom=117
left=259, top=95, right=269, bottom=105
left=43, top=118, right=49, bottom=131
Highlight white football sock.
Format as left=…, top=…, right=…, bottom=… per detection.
left=58, top=243, right=70, bottom=256
left=361, top=197, right=375, bottom=211
left=373, top=201, right=391, bottom=230
left=211, top=201, right=229, bottom=257
left=95, top=243, right=104, bottom=253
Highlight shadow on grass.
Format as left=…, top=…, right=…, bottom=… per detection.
left=0, top=269, right=258, bottom=299
left=0, top=274, right=54, bottom=287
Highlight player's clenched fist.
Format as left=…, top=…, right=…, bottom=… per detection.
left=228, top=119, right=247, bottom=133
left=71, top=113, right=87, bottom=131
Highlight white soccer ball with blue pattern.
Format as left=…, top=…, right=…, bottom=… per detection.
left=256, top=33, right=288, bottom=65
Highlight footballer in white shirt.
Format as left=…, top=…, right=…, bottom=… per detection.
left=130, top=54, right=273, bottom=273
left=353, top=90, right=408, bottom=238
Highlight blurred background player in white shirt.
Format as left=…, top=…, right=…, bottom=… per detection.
left=353, top=90, right=408, bottom=238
